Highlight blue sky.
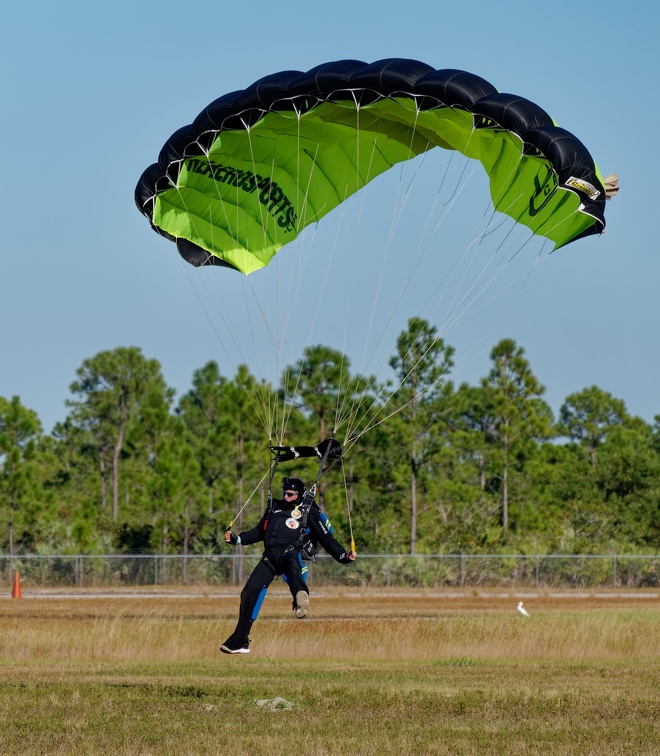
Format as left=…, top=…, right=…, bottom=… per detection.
left=2, top=1, right=657, bottom=434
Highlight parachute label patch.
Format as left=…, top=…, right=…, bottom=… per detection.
left=566, top=176, right=601, bottom=200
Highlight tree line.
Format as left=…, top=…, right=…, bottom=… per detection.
left=1, top=318, right=658, bottom=558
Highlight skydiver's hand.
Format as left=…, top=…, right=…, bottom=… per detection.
left=225, top=529, right=238, bottom=545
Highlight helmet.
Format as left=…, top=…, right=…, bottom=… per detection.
left=282, top=477, right=306, bottom=497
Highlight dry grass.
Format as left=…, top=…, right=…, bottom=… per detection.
left=0, top=588, right=657, bottom=754
left=1, top=588, right=657, bottom=662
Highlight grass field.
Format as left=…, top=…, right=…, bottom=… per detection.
left=0, top=587, right=658, bottom=755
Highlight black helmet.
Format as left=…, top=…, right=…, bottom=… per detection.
left=282, top=477, right=306, bottom=497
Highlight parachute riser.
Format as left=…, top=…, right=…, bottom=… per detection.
left=269, top=437, right=343, bottom=561
left=266, top=454, right=281, bottom=515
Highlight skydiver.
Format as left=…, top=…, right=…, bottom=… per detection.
left=220, top=476, right=356, bottom=655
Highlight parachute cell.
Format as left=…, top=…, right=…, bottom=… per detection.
left=135, top=59, right=608, bottom=274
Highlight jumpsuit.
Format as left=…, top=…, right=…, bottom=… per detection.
left=222, top=498, right=352, bottom=650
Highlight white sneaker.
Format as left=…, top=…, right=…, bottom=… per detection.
left=220, top=641, right=250, bottom=654
left=295, top=591, right=310, bottom=619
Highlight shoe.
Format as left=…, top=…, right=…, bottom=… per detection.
left=220, top=639, right=250, bottom=654
left=295, top=591, right=310, bottom=619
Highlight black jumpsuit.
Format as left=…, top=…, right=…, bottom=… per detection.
left=222, top=498, right=352, bottom=650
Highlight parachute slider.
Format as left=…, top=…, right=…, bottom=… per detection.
left=269, top=438, right=343, bottom=462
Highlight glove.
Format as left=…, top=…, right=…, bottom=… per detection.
left=225, top=530, right=238, bottom=546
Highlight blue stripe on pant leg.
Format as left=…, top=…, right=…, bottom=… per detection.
left=251, top=584, right=269, bottom=622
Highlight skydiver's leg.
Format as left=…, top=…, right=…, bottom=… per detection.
left=282, top=554, right=308, bottom=609
left=221, top=559, right=275, bottom=652
left=281, top=551, right=309, bottom=618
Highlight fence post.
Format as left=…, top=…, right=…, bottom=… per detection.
left=613, top=555, right=617, bottom=588
left=385, top=548, right=390, bottom=588
left=460, top=554, right=465, bottom=587
left=535, top=554, right=539, bottom=589
left=154, top=555, right=158, bottom=586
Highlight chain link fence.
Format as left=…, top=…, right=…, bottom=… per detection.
left=1, top=553, right=659, bottom=591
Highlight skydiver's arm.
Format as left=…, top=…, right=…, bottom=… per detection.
left=226, top=515, right=266, bottom=546
left=238, top=520, right=265, bottom=545
left=309, top=510, right=354, bottom=563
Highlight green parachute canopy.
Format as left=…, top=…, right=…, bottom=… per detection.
left=135, top=59, right=609, bottom=275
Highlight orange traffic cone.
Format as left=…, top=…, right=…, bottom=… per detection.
left=12, top=571, right=22, bottom=599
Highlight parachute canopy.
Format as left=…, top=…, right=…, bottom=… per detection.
left=135, top=59, right=608, bottom=274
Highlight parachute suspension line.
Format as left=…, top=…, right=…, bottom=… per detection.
left=455, top=228, right=559, bottom=353
left=333, top=134, right=384, bottom=437
left=440, top=236, right=551, bottom=380
left=342, top=357, right=455, bottom=455
left=387, top=103, right=427, bottom=227
left=412, top=124, right=508, bottom=307
left=429, top=160, right=481, bottom=239
left=428, top=191, right=549, bottom=336
left=408, top=162, right=489, bottom=329
left=332, top=94, right=415, bottom=438
left=331, top=93, right=385, bottom=423
left=244, top=125, right=277, bottom=262
left=270, top=95, right=385, bottom=443
left=412, top=177, right=540, bottom=337
left=171, top=142, right=280, bottom=440
left=342, top=225, right=539, bottom=447
left=275, top=113, right=358, bottom=443
left=426, top=225, right=512, bottom=337
left=337, top=138, right=474, bottom=445
left=267, top=454, right=280, bottom=503
left=344, top=331, right=452, bottom=448
left=447, top=231, right=538, bottom=327
left=348, top=116, right=471, bottom=357
left=205, top=286, right=274, bottom=437
left=273, top=112, right=347, bottom=443
left=341, top=462, right=356, bottom=555
left=235, top=121, right=331, bottom=442
left=431, top=120, right=481, bottom=216
left=173, top=256, right=278, bottom=439
left=238, top=276, right=279, bottom=440
left=227, top=465, right=272, bottom=530
left=185, top=268, right=281, bottom=439
left=338, top=154, right=482, bottom=443
left=273, top=118, right=328, bottom=442
left=330, top=102, right=384, bottom=383
left=438, top=151, right=477, bottom=213
left=206, top=119, right=317, bottom=445
left=344, top=128, right=466, bottom=383
left=341, top=163, right=549, bottom=448
left=241, top=127, right=286, bottom=440
left=337, top=164, right=465, bottom=441
left=334, top=148, right=439, bottom=441
left=336, top=101, right=422, bottom=379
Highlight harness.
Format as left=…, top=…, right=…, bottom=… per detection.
left=297, top=488, right=318, bottom=562
left=264, top=437, right=342, bottom=562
